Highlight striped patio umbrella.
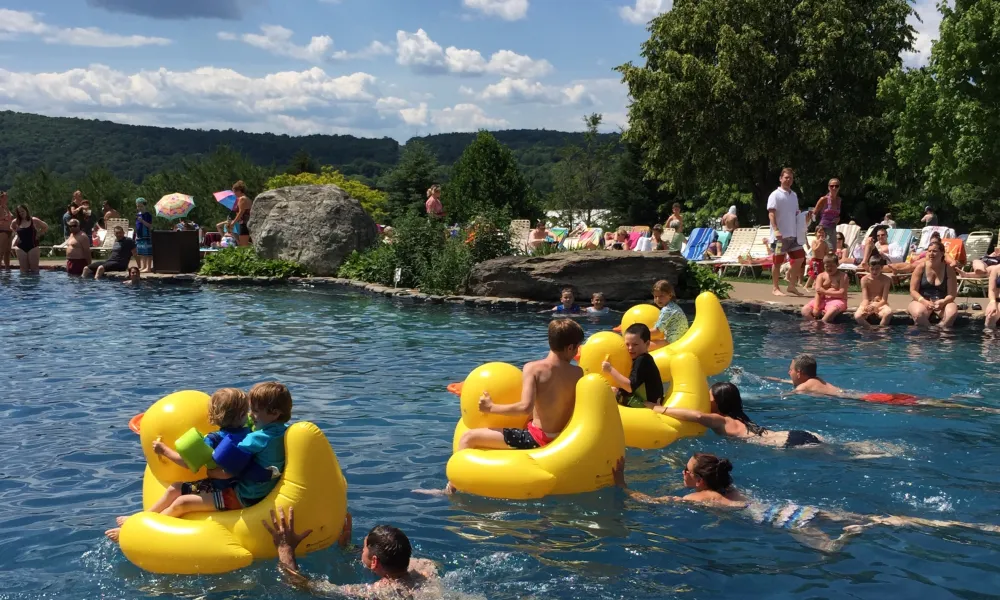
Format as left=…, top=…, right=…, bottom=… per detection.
left=155, top=193, right=195, bottom=220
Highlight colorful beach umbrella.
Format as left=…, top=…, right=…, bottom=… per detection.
left=155, top=193, right=195, bottom=220
left=213, top=190, right=237, bottom=211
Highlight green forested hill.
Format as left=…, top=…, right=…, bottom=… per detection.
left=0, top=111, right=618, bottom=193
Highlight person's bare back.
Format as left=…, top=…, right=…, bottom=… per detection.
left=524, top=354, right=583, bottom=438
left=795, top=377, right=843, bottom=396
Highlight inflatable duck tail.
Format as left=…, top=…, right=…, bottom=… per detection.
left=651, top=292, right=733, bottom=380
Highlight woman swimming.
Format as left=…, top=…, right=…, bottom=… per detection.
left=613, top=455, right=1000, bottom=552
left=654, top=382, right=823, bottom=449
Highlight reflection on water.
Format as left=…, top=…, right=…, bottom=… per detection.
left=2, top=274, right=1000, bottom=598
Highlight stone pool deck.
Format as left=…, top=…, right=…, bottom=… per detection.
left=25, top=259, right=990, bottom=326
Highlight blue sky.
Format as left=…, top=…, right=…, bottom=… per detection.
left=0, top=0, right=939, bottom=141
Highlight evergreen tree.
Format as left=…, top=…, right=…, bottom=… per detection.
left=379, top=141, right=445, bottom=219
left=445, top=131, right=538, bottom=224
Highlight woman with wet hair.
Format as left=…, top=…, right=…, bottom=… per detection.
left=655, top=382, right=823, bottom=449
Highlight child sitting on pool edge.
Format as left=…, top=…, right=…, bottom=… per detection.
left=586, top=292, right=609, bottom=315
left=652, top=280, right=689, bottom=348
left=602, top=323, right=664, bottom=408
left=105, top=382, right=292, bottom=542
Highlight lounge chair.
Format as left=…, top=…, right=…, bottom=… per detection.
left=733, top=226, right=774, bottom=278
left=716, top=230, right=732, bottom=253
left=837, top=223, right=861, bottom=252
left=700, top=228, right=755, bottom=273
left=509, top=219, right=531, bottom=252
left=963, top=231, right=994, bottom=268
left=626, top=228, right=648, bottom=251
left=563, top=227, right=602, bottom=250
left=682, top=228, right=714, bottom=261
left=917, top=226, right=955, bottom=251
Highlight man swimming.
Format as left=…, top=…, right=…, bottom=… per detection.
left=769, top=354, right=998, bottom=411
left=425, top=319, right=585, bottom=495
left=266, top=507, right=441, bottom=598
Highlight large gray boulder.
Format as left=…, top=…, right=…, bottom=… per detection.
left=249, top=184, right=378, bottom=276
left=467, top=250, right=686, bottom=303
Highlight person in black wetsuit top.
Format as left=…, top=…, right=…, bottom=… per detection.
left=602, top=323, right=664, bottom=408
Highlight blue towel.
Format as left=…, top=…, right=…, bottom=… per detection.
left=682, top=228, right=714, bottom=260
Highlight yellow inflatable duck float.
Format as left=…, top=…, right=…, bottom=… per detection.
left=120, top=390, right=348, bottom=574
left=578, top=292, right=733, bottom=449
left=447, top=363, right=625, bottom=500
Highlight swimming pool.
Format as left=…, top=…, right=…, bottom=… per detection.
left=3, top=271, right=1000, bottom=599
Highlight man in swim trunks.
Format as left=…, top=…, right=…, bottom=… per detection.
left=267, top=508, right=441, bottom=598
left=64, top=219, right=91, bottom=276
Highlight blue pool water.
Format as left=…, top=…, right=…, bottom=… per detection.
left=3, top=271, right=1000, bottom=599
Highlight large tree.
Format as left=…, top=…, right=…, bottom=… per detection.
left=617, top=0, right=914, bottom=219
left=445, top=131, right=537, bottom=224
left=379, top=141, right=445, bottom=219
left=549, top=114, right=616, bottom=226
left=879, top=0, right=1000, bottom=231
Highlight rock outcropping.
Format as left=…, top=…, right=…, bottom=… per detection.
left=249, top=185, right=377, bottom=276
left=467, top=251, right=686, bottom=303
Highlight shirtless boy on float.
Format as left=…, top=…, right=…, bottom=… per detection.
left=424, top=319, right=585, bottom=495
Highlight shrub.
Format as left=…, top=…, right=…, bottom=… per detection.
left=200, top=247, right=309, bottom=278
left=420, top=238, right=473, bottom=294
left=338, top=244, right=396, bottom=286
left=265, top=166, right=388, bottom=222
left=676, top=262, right=732, bottom=300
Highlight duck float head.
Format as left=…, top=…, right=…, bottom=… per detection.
left=120, top=390, right=348, bottom=574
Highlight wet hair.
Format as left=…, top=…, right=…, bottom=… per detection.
left=365, top=525, right=412, bottom=573
left=249, top=381, right=293, bottom=423
left=232, top=180, right=247, bottom=195
left=792, top=354, right=818, bottom=379
left=591, top=292, right=605, bottom=301
left=560, top=287, right=574, bottom=298
left=68, top=218, right=80, bottom=228
left=823, top=254, right=838, bottom=266
left=652, top=280, right=674, bottom=297
left=208, top=388, right=249, bottom=429
left=548, top=319, right=584, bottom=352
left=128, top=266, right=140, bottom=276
left=624, top=323, right=651, bottom=343
left=710, top=382, right=764, bottom=435
left=780, top=167, right=795, bottom=178
left=868, top=254, right=886, bottom=267
left=689, top=453, right=734, bottom=492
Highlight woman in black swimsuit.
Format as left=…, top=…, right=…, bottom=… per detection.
left=655, top=382, right=823, bottom=449
left=908, top=240, right=958, bottom=328
left=10, top=204, right=48, bottom=274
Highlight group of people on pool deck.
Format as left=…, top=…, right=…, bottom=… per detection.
left=428, top=318, right=999, bottom=548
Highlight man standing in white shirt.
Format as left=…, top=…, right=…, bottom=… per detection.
left=767, top=168, right=806, bottom=296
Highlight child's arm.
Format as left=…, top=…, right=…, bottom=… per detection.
left=152, top=440, right=190, bottom=469
left=859, top=277, right=872, bottom=304
left=601, top=362, right=632, bottom=391
left=828, top=275, right=849, bottom=300
left=815, top=274, right=830, bottom=296
left=482, top=364, right=538, bottom=416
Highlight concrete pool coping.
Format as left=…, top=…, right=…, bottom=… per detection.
left=28, top=262, right=991, bottom=327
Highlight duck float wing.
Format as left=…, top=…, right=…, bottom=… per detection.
left=651, top=292, right=733, bottom=380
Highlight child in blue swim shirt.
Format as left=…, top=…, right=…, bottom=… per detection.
left=545, top=287, right=581, bottom=314
left=232, top=381, right=292, bottom=508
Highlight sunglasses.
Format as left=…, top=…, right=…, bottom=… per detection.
left=829, top=184, right=840, bottom=188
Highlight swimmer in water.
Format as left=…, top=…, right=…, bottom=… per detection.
left=612, top=456, right=1000, bottom=552
left=266, top=507, right=442, bottom=599
left=655, top=382, right=823, bottom=449
left=765, top=354, right=998, bottom=412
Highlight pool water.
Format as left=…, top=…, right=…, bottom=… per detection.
left=3, top=272, right=1000, bottom=599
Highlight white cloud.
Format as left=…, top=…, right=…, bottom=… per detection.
left=619, top=0, right=672, bottom=25
left=431, top=103, right=508, bottom=131
left=218, top=25, right=332, bottom=62
left=331, top=40, right=393, bottom=61
left=0, top=9, right=170, bottom=46
left=903, top=0, right=945, bottom=68
left=475, top=77, right=595, bottom=105
left=400, top=103, right=429, bottom=126
left=462, top=0, right=528, bottom=21
left=395, top=29, right=552, bottom=77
